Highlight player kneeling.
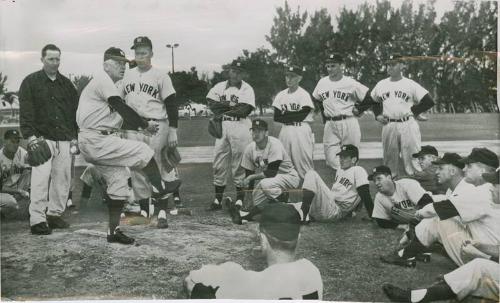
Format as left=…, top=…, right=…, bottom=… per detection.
left=185, top=203, right=323, bottom=299
left=228, top=119, right=300, bottom=224
left=296, top=144, right=373, bottom=223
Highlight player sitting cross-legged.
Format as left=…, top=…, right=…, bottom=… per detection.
left=228, top=119, right=300, bottom=224
left=294, top=144, right=373, bottom=223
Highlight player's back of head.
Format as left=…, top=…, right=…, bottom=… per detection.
left=259, top=203, right=301, bottom=252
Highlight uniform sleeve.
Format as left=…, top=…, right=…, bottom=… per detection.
left=159, top=73, right=176, bottom=100
left=301, top=89, right=314, bottom=108
left=448, top=190, right=490, bottom=223
left=370, top=82, right=381, bottom=102
left=411, top=79, right=429, bottom=102
left=353, top=80, right=369, bottom=102
left=353, top=167, right=369, bottom=187
left=96, top=75, right=120, bottom=100
left=312, top=79, right=322, bottom=100
left=116, top=80, right=126, bottom=99
left=241, top=145, right=255, bottom=171
left=267, top=142, right=285, bottom=163
left=185, top=262, right=243, bottom=299
left=206, top=83, right=221, bottom=101
left=239, top=84, right=256, bottom=107
left=372, top=194, right=391, bottom=220
left=401, top=179, right=426, bottom=205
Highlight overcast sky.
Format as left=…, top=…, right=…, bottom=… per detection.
left=0, top=0, right=456, bottom=91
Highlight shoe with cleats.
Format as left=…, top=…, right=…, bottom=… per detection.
left=382, top=283, right=411, bottom=302
left=380, top=252, right=416, bottom=268
left=107, top=229, right=135, bottom=245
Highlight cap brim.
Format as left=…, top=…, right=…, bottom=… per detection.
left=431, top=159, right=448, bottom=165
left=412, top=152, right=422, bottom=158
left=131, top=43, right=151, bottom=49
left=482, top=172, right=499, bottom=184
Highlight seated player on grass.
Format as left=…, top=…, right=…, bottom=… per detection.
left=185, top=203, right=323, bottom=299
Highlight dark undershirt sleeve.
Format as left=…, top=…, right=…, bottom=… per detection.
left=190, top=283, right=218, bottom=299
left=372, top=102, right=383, bottom=117
left=224, top=103, right=254, bottom=118
left=376, top=218, right=399, bottom=229
left=411, top=94, right=435, bottom=116
left=263, top=160, right=282, bottom=178
left=108, top=96, right=148, bottom=130
left=245, top=169, right=255, bottom=189
left=417, top=193, right=434, bottom=209
left=434, top=200, right=460, bottom=220
left=274, top=107, right=312, bottom=123
left=355, top=94, right=376, bottom=114
left=357, top=184, right=374, bottom=217
left=164, top=94, right=178, bottom=128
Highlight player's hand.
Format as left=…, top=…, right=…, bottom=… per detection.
left=461, top=240, right=491, bottom=260
left=167, top=127, right=178, bottom=148
left=415, top=113, right=428, bottom=121
left=376, top=115, right=389, bottom=125
left=415, top=204, right=436, bottom=219
left=242, top=176, right=253, bottom=188
left=17, top=189, right=30, bottom=199
left=144, top=120, right=160, bottom=136
left=352, top=107, right=361, bottom=117
left=70, top=139, right=80, bottom=155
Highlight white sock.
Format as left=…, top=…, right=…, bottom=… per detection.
left=140, top=210, right=148, bottom=218
left=120, top=213, right=125, bottom=219
left=235, top=200, right=243, bottom=207
left=398, top=249, right=404, bottom=257
left=411, top=289, right=427, bottom=303
left=214, top=198, right=220, bottom=205
left=239, top=210, right=249, bottom=216
left=158, top=210, right=167, bottom=219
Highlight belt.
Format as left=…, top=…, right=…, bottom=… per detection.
left=388, top=116, right=411, bottom=122
left=325, top=115, right=351, bottom=121
left=284, top=122, right=302, bottom=126
left=99, top=130, right=117, bottom=135
left=222, top=116, right=240, bottom=121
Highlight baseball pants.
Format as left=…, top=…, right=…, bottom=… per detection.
left=381, top=118, right=421, bottom=176
left=124, top=119, right=174, bottom=200
left=2, top=170, right=31, bottom=219
left=251, top=170, right=300, bottom=207
left=0, top=193, right=18, bottom=215
left=78, top=130, right=154, bottom=200
left=80, top=164, right=135, bottom=204
left=213, top=119, right=252, bottom=188
left=302, top=170, right=358, bottom=221
left=415, top=217, right=472, bottom=266
left=444, top=258, right=499, bottom=301
left=323, top=118, right=360, bottom=170
left=279, top=123, right=314, bottom=179
left=29, top=140, right=71, bottom=226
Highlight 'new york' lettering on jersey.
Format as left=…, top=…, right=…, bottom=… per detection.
left=312, top=76, right=368, bottom=117
left=206, top=80, right=256, bottom=109
left=241, top=137, right=294, bottom=175
left=272, top=87, right=314, bottom=122
left=372, top=178, right=426, bottom=220
left=331, top=166, right=369, bottom=206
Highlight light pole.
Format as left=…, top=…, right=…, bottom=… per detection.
left=166, top=43, right=179, bottom=73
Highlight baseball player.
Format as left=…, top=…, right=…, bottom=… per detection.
left=294, top=144, right=373, bottom=223
left=18, top=44, right=79, bottom=235
left=228, top=119, right=300, bottom=224
left=312, top=53, right=372, bottom=177
left=409, top=145, right=447, bottom=194
left=381, top=148, right=500, bottom=267
left=76, top=47, right=180, bottom=244
left=121, top=36, right=181, bottom=229
left=369, top=53, right=435, bottom=176
left=206, top=61, right=255, bottom=211
left=185, top=203, right=323, bottom=299
left=273, top=65, right=314, bottom=180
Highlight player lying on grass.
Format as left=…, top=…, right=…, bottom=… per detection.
left=295, top=144, right=373, bottom=223
left=383, top=240, right=499, bottom=302
left=381, top=148, right=500, bottom=268
left=185, top=203, right=323, bottom=299
left=228, top=119, right=300, bottom=224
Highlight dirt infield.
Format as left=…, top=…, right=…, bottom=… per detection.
left=1, top=161, right=459, bottom=301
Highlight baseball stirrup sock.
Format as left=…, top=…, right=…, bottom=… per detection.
left=139, top=199, right=149, bottom=216
left=400, top=236, right=427, bottom=258
left=108, top=199, right=125, bottom=234
left=81, top=184, right=92, bottom=199
left=215, top=185, right=225, bottom=203
left=143, top=158, right=164, bottom=192
left=411, top=281, right=455, bottom=302
left=158, top=197, right=168, bottom=211
left=235, top=187, right=245, bottom=202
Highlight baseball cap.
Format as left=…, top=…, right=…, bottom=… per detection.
left=412, top=145, right=438, bottom=158
left=104, top=47, right=128, bottom=62
left=461, top=147, right=499, bottom=168
left=4, top=129, right=21, bottom=140
left=131, top=36, right=153, bottom=49
left=229, top=60, right=245, bottom=72
left=250, top=119, right=268, bottom=131
left=285, top=65, right=304, bottom=76
left=482, top=168, right=500, bottom=185
left=432, top=152, right=465, bottom=169
left=368, top=165, right=392, bottom=181
left=337, top=144, right=359, bottom=159
left=326, top=53, right=344, bottom=64
left=259, top=203, right=301, bottom=242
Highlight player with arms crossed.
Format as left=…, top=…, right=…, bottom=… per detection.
left=185, top=203, right=323, bottom=299
left=206, top=61, right=255, bottom=211
left=369, top=54, right=435, bottom=177
left=77, top=47, right=180, bottom=244
left=121, top=36, right=180, bottom=228
left=312, top=53, right=372, bottom=177
left=273, top=65, right=315, bottom=180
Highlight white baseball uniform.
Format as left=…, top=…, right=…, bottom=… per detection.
left=0, top=147, right=30, bottom=192
left=80, top=164, right=135, bottom=203
left=241, top=136, right=300, bottom=207
left=273, top=86, right=315, bottom=179
left=301, top=165, right=368, bottom=221
left=77, top=70, right=154, bottom=200
left=372, top=178, right=426, bottom=221
left=207, top=80, right=255, bottom=188
left=415, top=180, right=500, bottom=266
left=185, top=259, right=323, bottom=299
left=312, top=76, right=368, bottom=169
left=370, top=77, right=429, bottom=175
left=121, top=66, right=176, bottom=200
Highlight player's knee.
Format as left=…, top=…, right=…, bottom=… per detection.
left=469, top=258, right=492, bottom=273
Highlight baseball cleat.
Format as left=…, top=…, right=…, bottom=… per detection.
left=174, top=197, right=185, bottom=208
left=382, top=283, right=411, bottom=302
left=229, top=204, right=242, bottom=225
left=153, top=180, right=182, bottom=200
left=107, top=229, right=135, bottom=245
left=30, top=222, right=52, bottom=235
left=47, top=215, right=70, bottom=229
left=207, top=199, right=222, bottom=211
left=380, top=252, right=416, bottom=268
left=416, top=253, right=431, bottom=263
left=157, top=217, right=168, bottom=229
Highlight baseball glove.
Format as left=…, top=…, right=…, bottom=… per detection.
left=390, top=206, right=420, bottom=225
left=208, top=118, right=223, bottom=139
left=162, top=146, right=182, bottom=173
left=27, top=137, right=52, bottom=166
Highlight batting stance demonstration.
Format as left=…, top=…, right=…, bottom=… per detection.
left=297, top=144, right=373, bottom=223
left=206, top=61, right=255, bottom=211
left=185, top=203, right=323, bottom=299
left=77, top=47, right=180, bottom=244
left=19, top=44, right=79, bottom=235
left=273, top=65, right=315, bottom=180
left=121, top=36, right=180, bottom=228
left=228, top=119, right=300, bottom=224
left=369, top=53, right=435, bottom=176
left=312, top=53, right=372, bottom=176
